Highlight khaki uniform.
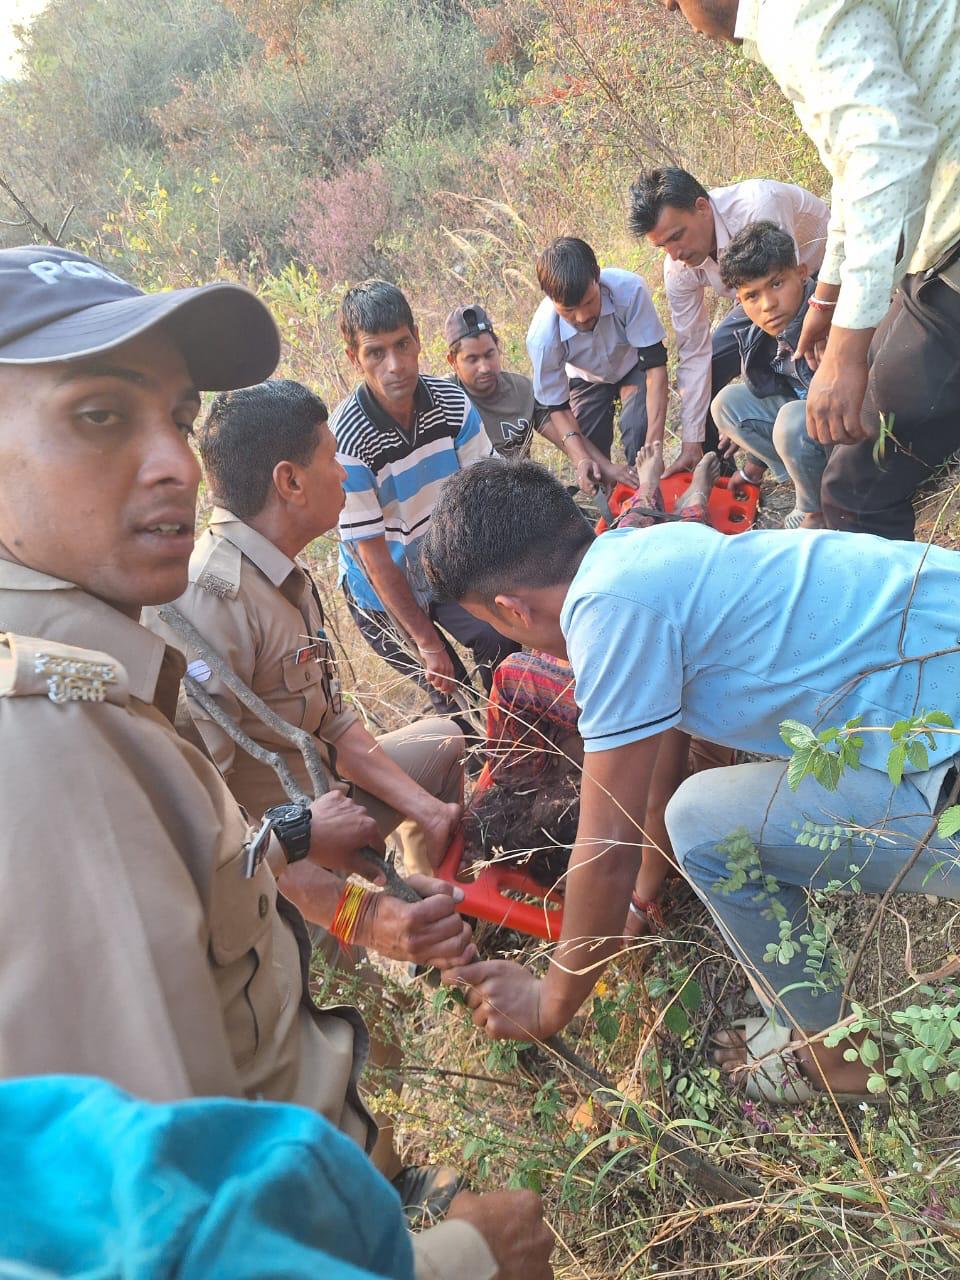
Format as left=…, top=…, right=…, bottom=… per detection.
left=0, top=554, right=494, bottom=1280
left=146, top=509, right=462, bottom=874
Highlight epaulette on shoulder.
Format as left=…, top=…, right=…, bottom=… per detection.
left=0, top=633, right=130, bottom=707
left=189, top=532, right=242, bottom=600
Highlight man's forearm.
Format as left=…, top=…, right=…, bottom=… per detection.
left=538, top=738, right=660, bottom=1033
left=644, top=365, right=668, bottom=445
left=544, top=406, right=583, bottom=448
left=540, top=411, right=614, bottom=481
left=540, top=411, right=587, bottom=461
left=356, top=540, right=441, bottom=651
left=333, top=719, right=446, bottom=825
left=539, top=829, right=642, bottom=1033
left=278, top=860, right=341, bottom=929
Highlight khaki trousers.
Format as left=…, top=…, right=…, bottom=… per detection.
left=353, top=716, right=464, bottom=876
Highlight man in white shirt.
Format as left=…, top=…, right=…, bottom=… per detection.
left=659, top=0, right=960, bottom=540
left=628, top=167, right=828, bottom=476
left=526, top=237, right=668, bottom=466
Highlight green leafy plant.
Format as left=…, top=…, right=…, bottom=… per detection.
left=779, top=716, right=864, bottom=790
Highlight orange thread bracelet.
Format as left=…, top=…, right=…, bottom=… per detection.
left=330, top=881, right=373, bottom=946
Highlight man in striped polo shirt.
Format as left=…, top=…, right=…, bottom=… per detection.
left=333, top=280, right=520, bottom=722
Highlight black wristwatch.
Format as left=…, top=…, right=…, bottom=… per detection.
left=263, top=802, right=313, bottom=863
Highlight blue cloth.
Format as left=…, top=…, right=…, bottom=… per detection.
left=0, top=1076, right=413, bottom=1280
left=668, top=759, right=960, bottom=1031
left=561, top=523, right=960, bottom=777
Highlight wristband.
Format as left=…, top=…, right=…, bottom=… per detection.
left=807, top=296, right=837, bottom=313
left=735, top=467, right=762, bottom=488
left=419, top=646, right=446, bottom=655
left=629, top=893, right=666, bottom=931
left=330, top=881, right=375, bottom=947
left=561, top=430, right=582, bottom=444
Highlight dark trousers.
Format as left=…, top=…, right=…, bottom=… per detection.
left=569, top=361, right=649, bottom=461
left=821, top=267, right=960, bottom=540
left=345, top=590, right=520, bottom=723
left=704, top=302, right=752, bottom=455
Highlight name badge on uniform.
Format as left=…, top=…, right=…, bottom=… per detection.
left=293, top=642, right=322, bottom=666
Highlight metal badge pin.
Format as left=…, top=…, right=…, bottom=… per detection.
left=34, top=653, right=118, bottom=704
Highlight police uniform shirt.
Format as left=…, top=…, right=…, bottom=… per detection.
left=451, top=369, right=552, bottom=458
left=0, top=552, right=496, bottom=1280
left=146, top=508, right=358, bottom=819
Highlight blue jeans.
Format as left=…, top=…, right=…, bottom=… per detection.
left=665, top=760, right=960, bottom=1032
left=711, top=383, right=828, bottom=515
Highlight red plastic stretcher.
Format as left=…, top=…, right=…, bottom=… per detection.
left=595, top=471, right=760, bottom=535
left=435, top=474, right=759, bottom=940
left=435, top=764, right=564, bottom=941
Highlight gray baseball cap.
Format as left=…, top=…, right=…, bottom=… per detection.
left=443, top=303, right=495, bottom=348
left=0, top=245, right=281, bottom=391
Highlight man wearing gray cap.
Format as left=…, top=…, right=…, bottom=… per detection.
left=444, top=303, right=636, bottom=493
left=0, top=246, right=554, bottom=1280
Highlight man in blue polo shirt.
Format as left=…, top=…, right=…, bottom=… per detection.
left=422, top=458, right=960, bottom=1106
left=333, top=280, right=519, bottom=721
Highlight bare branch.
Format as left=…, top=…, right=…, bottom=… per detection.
left=0, top=173, right=68, bottom=245
left=157, top=604, right=417, bottom=901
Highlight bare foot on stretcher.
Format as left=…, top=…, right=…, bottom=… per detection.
left=673, top=451, right=720, bottom=521
left=616, top=442, right=664, bottom=529
left=633, top=440, right=665, bottom=502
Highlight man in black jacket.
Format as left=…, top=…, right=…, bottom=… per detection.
left=710, top=221, right=828, bottom=529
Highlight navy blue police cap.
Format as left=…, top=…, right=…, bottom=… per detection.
left=0, top=246, right=280, bottom=391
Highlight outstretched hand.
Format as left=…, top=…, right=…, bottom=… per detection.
left=447, top=1189, right=554, bottom=1280
left=307, top=791, right=385, bottom=879
left=805, top=336, right=872, bottom=446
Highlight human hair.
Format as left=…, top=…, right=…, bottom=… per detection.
left=338, top=279, right=415, bottom=352
left=421, top=457, right=594, bottom=604
left=536, top=237, right=600, bottom=306
left=627, top=167, right=709, bottom=237
left=449, top=329, right=500, bottom=358
left=719, top=220, right=798, bottom=290
left=197, top=379, right=328, bottom=520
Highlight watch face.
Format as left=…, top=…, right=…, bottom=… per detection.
left=270, top=804, right=307, bottom=822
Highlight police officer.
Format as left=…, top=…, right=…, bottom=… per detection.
left=0, top=246, right=554, bottom=1280
left=149, top=378, right=464, bottom=878
left=146, top=377, right=473, bottom=1201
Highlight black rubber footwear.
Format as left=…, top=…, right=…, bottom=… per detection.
left=391, top=1164, right=466, bottom=1229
